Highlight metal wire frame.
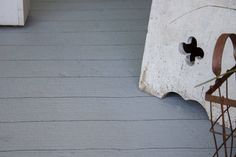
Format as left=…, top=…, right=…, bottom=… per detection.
left=205, top=33, right=236, bottom=157
left=205, top=66, right=236, bottom=157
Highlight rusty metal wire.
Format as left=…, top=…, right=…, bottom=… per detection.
left=205, top=33, right=236, bottom=157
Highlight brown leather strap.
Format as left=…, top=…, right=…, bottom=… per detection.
left=212, top=33, right=236, bottom=76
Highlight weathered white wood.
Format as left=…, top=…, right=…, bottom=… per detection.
left=0, top=0, right=30, bottom=26
left=139, top=0, right=236, bottom=125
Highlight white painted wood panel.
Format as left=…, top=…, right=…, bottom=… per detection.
left=139, top=0, right=236, bottom=125
left=0, top=0, right=30, bottom=26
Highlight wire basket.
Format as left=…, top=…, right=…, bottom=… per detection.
left=205, top=33, right=236, bottom=157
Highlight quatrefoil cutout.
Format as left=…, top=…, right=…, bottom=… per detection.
left=179, top=36, right=204, bottom=66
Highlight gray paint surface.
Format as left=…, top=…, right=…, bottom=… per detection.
left=0, top=0, right=217, bottom=156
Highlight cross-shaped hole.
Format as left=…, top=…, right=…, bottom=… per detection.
left=179, top=36, right=204, bottom=66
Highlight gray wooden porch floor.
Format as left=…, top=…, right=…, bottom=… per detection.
left=0, top=0, right=215, bottom=156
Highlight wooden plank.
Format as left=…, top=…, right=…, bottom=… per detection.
left=0, top=77, right=146, bottom=98
left=0, top=96, right=207, bottom=122
left=0, top=45, right=144, bottom=60
left=0, top=32, right=146, bottom=45
left=0, top=120, right=213, bottom=150
left=0, top=60, right=141, bottom=77
left=0, top=149, right=214, bottom=157
left=29, top=9, right=150, bottom=21
left=31, top=0, right=151, bottom=10
left=0, top=20, right=148, bottom=33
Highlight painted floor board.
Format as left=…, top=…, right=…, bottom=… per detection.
left=0, top=96, right=207, bottom=123
left=0, top=120, right=213, bottom=150
left=0, top=149, right=214, bottom=157
left=0, top=32, right=146, bottom=46
left=0, top=20, right=148, bottom=33
left=0, top=0, right=217, bottom=156
left=0, top=60, right=141, bottom=77
left=31, top=0, right=151, bottom=10
left=29, top=9, right=150, bottom=21
left=0, top=45, right=144, bottom=60
left=0, top=78, right=146, bottom=98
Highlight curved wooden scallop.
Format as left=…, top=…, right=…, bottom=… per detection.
left=139, top=0, right=236, bottom=126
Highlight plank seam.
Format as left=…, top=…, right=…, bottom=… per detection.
left=0, top=59, right=142, bottom=61
left=0, top=119, right=208, bottom=124
left=0, top=76, right=140, bottom=79
left=0, top=96, right=151, bottom=99
left=0, top=147, right=218, bottom=153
